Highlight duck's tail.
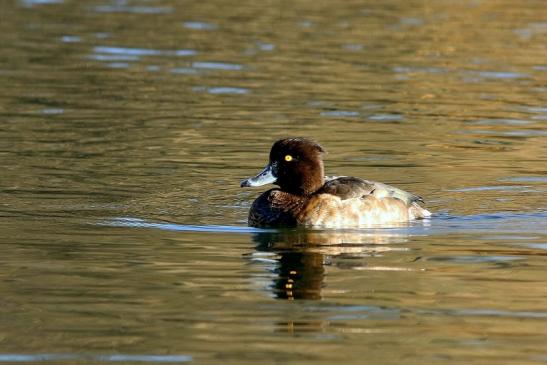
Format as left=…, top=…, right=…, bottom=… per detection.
left=409, top=202, right=432, bottom=219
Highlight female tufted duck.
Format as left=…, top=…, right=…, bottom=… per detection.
left=240, top=138, right=431, bottom=228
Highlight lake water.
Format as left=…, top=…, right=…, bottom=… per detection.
left=1, top=0, right=546, bottom=364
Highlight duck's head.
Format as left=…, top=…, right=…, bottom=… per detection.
left=240, top=137, right=326, bottom=195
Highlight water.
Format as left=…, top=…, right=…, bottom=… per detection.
left=1, top=0, right=547, bottom=364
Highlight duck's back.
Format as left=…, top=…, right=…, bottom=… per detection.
left=297, top=176, right=430, bottom=228
left=319, top=176, right=424, bottom=204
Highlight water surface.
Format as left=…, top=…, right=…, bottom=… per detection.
left=1, top=0, right=546, bottom=364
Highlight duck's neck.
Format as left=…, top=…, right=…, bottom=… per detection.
left=298, top=159, right=325, bottom=195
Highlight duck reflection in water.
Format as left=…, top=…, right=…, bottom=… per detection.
left=251, top=228, right=410, bottom=300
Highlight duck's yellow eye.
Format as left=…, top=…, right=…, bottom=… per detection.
left=284, top=155, right=293, bottom=162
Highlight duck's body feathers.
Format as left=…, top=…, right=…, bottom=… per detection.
left=241, top=138, right=431, bottom=228
left=321, top=176, right=424, bottom=204
left=248, top=180, right=430, bottom=228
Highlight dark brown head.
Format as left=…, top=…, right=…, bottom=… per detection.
left=240, top=137, right=326, bottom=195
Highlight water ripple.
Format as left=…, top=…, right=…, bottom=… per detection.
left=0, top=353, right=191, bottom=362
left=468, top=119, right=532, bottom=126
left=191, top=86, right=249, bottom=95
left=320, top=110, right=360, bottom=117
left=60, top=35, right=80, bottom=43
left=93, top=5, right=173, bottom=14
left=105, top=217, right=276, bottom=233
left=93, top=46, right=197, bottom=57
left=102, top=211, right=547, bottom=236
left=207, top=87, right=249, bottom=94
left=183, top=21, right=218, bottom=30
left=88, top=54, right=140, bottom=62
left=448, top=185, right=532, bottom=192
left=368, top=114, right=404, bottom=122
left=192, top=61, right=244, bottom=71
left=427, top=255, right=522, bottom=264
left=20, top=0, right=62, bottom=6
left=477, top=71, right=529, bottom=79
left=419, top=308, right=547, bottom=319
left=170, top=67, right=199, bottom=75
left=500, top=176, right=547, bottom=183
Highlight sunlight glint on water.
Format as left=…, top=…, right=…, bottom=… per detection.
left=1, top=0, right=546, bottom=364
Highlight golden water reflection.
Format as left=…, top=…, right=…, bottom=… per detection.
left=1, top=0, right=547, bottom=363
left=253, top=228, right=413, bottom=300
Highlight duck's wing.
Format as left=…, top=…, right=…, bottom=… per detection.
left=319, top=176, right=376, bottom=200
left=320, top=176, right=424, bottom=204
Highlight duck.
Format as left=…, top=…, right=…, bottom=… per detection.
left=240, top=137, right=431, bottom=228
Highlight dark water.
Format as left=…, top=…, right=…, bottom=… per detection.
left=1, top=0, right=547, bottom=364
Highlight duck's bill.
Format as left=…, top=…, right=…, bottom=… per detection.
left=240, top=163, right=277, bottom=187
